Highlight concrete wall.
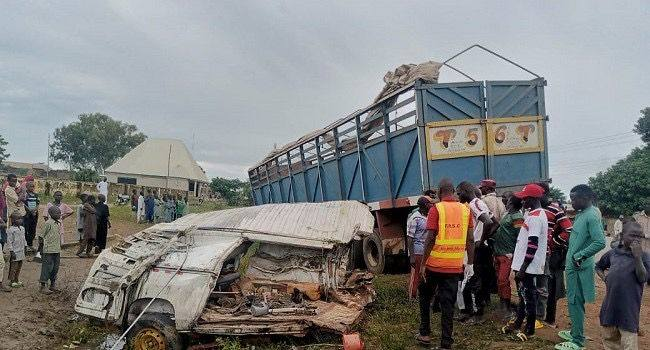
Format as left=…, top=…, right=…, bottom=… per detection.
left=104, top=172, right=189, bottom=191
left=30, top=178, right=209, bottom=202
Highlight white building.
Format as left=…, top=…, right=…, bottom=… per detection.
left=105, top=138, right=209, bottom=197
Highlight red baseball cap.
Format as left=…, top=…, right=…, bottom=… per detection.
left=514, top=184, right=545, bottom=199
left=479, top=179, right=496, bottom=188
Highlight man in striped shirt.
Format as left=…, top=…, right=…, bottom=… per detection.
left=536, top=183, right=573, bottom=327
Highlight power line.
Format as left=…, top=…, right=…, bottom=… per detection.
left=550, top=139, right=640, bottom=154
left=551, top=157, right=623, bottom=168
left=551, top=131, right=636, bottom=148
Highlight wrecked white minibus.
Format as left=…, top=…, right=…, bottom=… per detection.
left=74, top=201, right=375, bottom=349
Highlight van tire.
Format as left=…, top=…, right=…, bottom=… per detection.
left=363, top=231, right=385, bottom=274
left=127, top=313, right=182, bottom=350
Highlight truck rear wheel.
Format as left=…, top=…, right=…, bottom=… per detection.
left=127, top=314, right=182, bottom=350
left=363, top=230, right=385, bottom=274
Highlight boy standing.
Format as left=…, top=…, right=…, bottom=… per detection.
left=6, top=212, right=27, bottom=287
left=493, top=194, right=524, bottom=316
left=4, top=174, right=26, bottom=225
left=23, top=181, right=39, bottom=251
left=38, top=206, right=62, bottom=294
left=596, top=221, right=649, bottom=350
left=556, top=184, right=606, bottom=350
left=75, top=193, right=88, bottom=241
left=502, top=184, right=548, bottom=340
left=77, top=195, right=97, bottom=257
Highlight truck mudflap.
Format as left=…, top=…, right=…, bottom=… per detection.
left=193, top=271, right=374, bottom=336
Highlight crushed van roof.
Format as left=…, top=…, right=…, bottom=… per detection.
left=164, top=201, right=374, bottom=249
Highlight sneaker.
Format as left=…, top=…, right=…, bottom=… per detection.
left=554, top=341, right=584, bottom=350
left=558, top=330, right=573, bottom=342
left=10, top=282, right=21, bottom=288
left=0, top=283, right=11, bottom=292
left=33, top=252, right=42, bottom=263
left=39, top=285, right=53, bottom=295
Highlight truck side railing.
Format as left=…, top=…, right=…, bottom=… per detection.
left=250, top=45, right=549, bottom=207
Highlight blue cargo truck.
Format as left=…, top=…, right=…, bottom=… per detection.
left=248, top=45, right=549, bottom=272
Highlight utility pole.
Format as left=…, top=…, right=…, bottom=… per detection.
left=46, top=133, right=50, bottom=179
left=166, top=143, right=172, bottom=190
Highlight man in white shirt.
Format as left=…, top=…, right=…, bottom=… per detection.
left=612, top=215, right=623, bottom=240
left=457, top=181, right=499, bottom=324
left=479, top=179, right=506, bottom=222
left=502, top=183, right=548, bottom=340
left=96, top=177, right=109, bottom=200
left=632, top=203, right=650, bottom=239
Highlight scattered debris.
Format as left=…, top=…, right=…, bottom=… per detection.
left=98, top=333, right=126, bottom=350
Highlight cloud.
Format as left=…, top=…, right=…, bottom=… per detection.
left=1, top=1, right=649, bottom=193
left=197, top=161, right=250, bottom=180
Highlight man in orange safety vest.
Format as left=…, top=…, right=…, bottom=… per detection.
left=416, top=178, right=476, bottom=349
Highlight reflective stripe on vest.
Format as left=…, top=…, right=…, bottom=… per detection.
left=425, top=201, right=470, bottom=272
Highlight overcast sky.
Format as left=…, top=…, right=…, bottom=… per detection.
left=1, top=1, right=648, bottom=193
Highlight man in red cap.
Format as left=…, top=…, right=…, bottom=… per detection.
left=502, top=183, right=548, bottom=341
left=479, top=179, right=506, bottom=222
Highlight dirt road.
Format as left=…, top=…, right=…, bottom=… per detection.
left=0, top=211, right=149, bottom=350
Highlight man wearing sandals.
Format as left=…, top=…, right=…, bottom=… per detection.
left=556, top=184, right=606, bottom=350
left=416, top=179, right=475, bottom=349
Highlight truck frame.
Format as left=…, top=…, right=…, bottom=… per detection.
left=248, top=45, right=550, bottom=273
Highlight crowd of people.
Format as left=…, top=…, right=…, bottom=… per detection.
left=408, top=178, right=650, bottom=350
left=0, top=173, right=189, bottom=296
left=131, top=188, right=187, bottom=224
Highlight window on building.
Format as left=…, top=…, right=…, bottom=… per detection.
left=117, top=177, right=137, bottom=185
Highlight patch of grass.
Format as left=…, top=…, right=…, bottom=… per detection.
left=58, top=318, right=116, bottom=348
left=358, top=274, right=556, bottom=350
left=110, top=203, right=136, bottom=222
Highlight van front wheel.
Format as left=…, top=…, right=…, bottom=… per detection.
left=127, top=314, right=182, bottom=350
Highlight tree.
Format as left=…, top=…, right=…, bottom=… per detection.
left=634, top=107, right=650, bottom=144
left=589, top=109, right=650, bottom=215
left=50, top=113, right=146, bottom=172
left=548, top=186, right=566, bottom=203
left=0, top=134, right=9, bottom=166
left=73, top=169, right=100, bottom=182
left=589, top=146, right=650, bottom=215
left=210, top=177, right=252, bottom=207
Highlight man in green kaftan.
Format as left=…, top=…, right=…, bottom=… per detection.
left=555, top=184, right=606, bottom=350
